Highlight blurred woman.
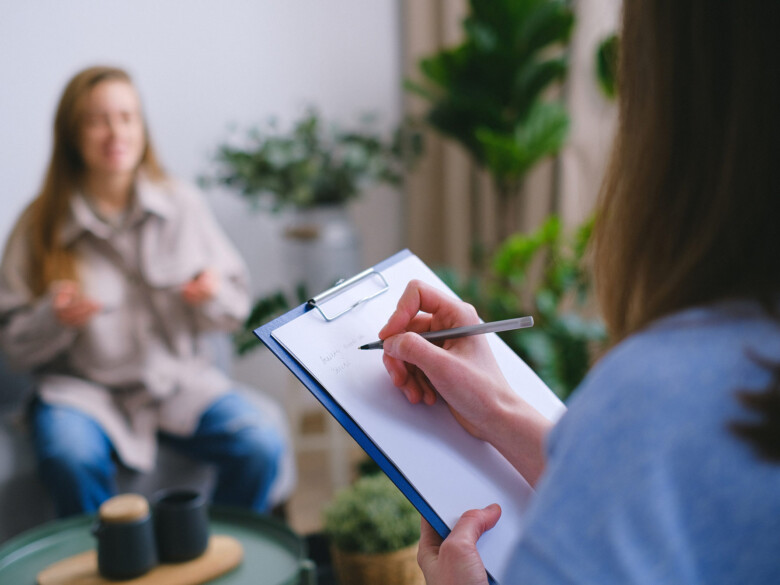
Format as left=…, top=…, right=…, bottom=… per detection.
left=0, top=66, right=283, bottom=517
left=379, top=2, right=780, bottom=583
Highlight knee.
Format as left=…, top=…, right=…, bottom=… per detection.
left=227, top=425, right=285, bottom=474
left=206, top=394, right=286, bottom=467
left=33, top=406, right=113, bottom=479
left=38, top=443, right=112, bottom=483
left=36, top=427, right=112, bottom=479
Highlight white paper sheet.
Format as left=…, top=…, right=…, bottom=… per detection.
left=272, top=253, right=565, bottom=583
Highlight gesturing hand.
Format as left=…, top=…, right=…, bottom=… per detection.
left=418, top=504, right=502, bottom=585
left=51, top=280, right=102, bottom=328
left=181, top=269, right=219, bottom=305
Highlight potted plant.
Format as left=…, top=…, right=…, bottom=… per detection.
left=203, top=109, right=416, bottom=296
left=323, top=473, right=423, bottom=585
left=407, top=0, right=575, bottom=243
left=406, top=0, right=606, bottom=398
left=207, top=109, right=408, bottom=211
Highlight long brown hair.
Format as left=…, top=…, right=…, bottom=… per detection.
left=593, top=3, right=780, bottom=457
left=593, top=2, right=780, bottom=340
left=26, top=65, right=165, bottom=296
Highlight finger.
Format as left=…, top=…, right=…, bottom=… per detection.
left=411, top=366, right=438, bottom=405
left=383, top=331, right=458, bottom=386
left=202, top=269, right=219, bottom=288
left=190, top=286, right=208, bottom=301
left=184, top=293, right=206, bottom=306
left=197, top=268, right=215, bottom=282
left=52, top=284, right=79, bottom=309
left=403, top=364, right=429, bottom=404
left=446, top=504, right=502, bottom=549
left=197, top=269, right=219, bottom=297
left=382, top=353, right=428, bottom=404
left=60, top=304, right=89, bottom=320
left=406, top=314, right=433, bottom=334
left=417, top=517, right=443, bottom=570
left=181, top=284, right=204, bottom=304
left=52, top=294, right=71, bottom=310
left=64, top=303, right=100, bottom=324
left=59, top=309, right=90, bottom=327
left=194, top=274, right=214, bottom=295
left=378, top=280, right=425, bottom=339
left=380, top=280, right=470, bottom=339
left=382, top=353, right=409, bottom=389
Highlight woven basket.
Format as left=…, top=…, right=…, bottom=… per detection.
left=330, top=542, right=424, bottom=585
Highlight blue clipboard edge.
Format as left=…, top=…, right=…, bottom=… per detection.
left=255, top=249, right=498, bottom=585
left=254, top=251, right=448, bottom=531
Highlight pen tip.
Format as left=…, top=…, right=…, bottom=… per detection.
left=358, top=345, right=368, bottom=350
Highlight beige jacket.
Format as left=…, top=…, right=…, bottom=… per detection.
left=0, top=178, right=250, bottom=471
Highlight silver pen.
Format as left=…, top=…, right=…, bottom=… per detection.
left=358, top=316, right=534, bottom=350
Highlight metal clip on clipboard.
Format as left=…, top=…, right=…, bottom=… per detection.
left=307, top=267, right=389, bottom=322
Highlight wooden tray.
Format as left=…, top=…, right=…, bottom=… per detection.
left=0, top=507, right=307, bottom=585
left=37, top=534, right=242, bottom=585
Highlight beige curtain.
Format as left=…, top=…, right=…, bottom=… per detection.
left=400, top=0, right=620, bottom=272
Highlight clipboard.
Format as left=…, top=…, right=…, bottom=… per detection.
left=255, top=249, right=565, bottom=584
left=255, top=251, right=446, bottom=528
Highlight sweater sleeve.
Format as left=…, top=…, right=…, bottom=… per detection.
left=179, top=184, right=251, bottom=333
left=503, top=333, right=701, bottom=585
left=0, top=217, right=78, bottom=371
left=500, top=308, right=780, bottom=585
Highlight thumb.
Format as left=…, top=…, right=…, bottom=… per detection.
left=418, top=517, right=443, bottom=568
left=449, top=504, right=502, bottom=547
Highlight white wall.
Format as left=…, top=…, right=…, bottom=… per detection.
left=0, top=1, right=403, bottom=394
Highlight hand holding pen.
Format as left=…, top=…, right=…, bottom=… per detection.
left=378, top=280, right=521, bottom=416
left=379, top=279, right=552, bottom=484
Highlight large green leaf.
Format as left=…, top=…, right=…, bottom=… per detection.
left=477, top=100, right=569, bottom=182
left=515, top=1, right=575, bottom=57
left=596, top=33, right=619, bottom=99
left=512, top=58, right=568, bottom=115
left=409, top=0, right=574, bottom=186
left=514, top=101, right=569, bottom=160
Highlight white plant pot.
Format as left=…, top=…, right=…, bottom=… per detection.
left=281, top=205, right=361, bottom=297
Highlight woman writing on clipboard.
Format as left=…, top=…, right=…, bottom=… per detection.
left=380, top=2, right=780, bottom=583
left=0, top=66, right=284, bottom=517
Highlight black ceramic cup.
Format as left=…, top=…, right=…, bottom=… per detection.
left=92, top=494, right=158, bottom=580
left=152, top=488, right=210, bottom=563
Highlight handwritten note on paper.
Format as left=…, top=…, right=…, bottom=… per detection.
left=271, top=254, right=565, bottom=583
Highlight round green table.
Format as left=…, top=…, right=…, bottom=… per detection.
left=0, top=507, right=315, bottom=585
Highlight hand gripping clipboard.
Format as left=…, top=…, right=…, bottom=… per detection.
left=255, top=249, right=565, bottom=585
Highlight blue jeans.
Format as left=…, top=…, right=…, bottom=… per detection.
left=31, top=393, right=283, bottom=517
